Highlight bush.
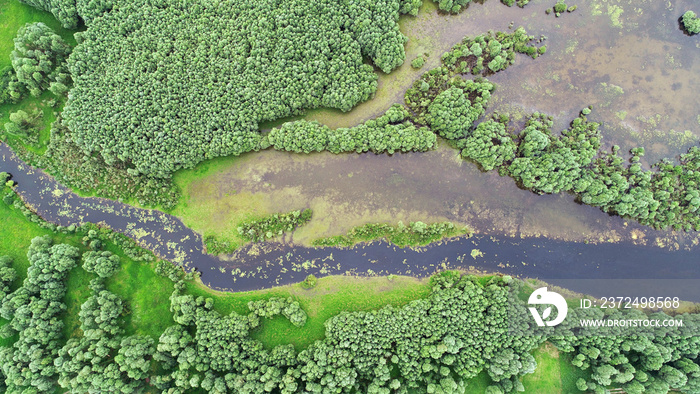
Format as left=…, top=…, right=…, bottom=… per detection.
left=4, top=109, right=43, bottom=144
left=300, top=274, right=317, bottom=289
left=553, top=0, right=567, bottom=15
left=411, top=56, right=426, bottom=69
left=238, top=209, right=313, bottom=242
left=682, top=11, right=700, bottom=34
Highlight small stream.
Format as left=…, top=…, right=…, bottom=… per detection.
left=2, top=143, right=699, bottom=300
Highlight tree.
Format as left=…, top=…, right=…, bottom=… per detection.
left=82, top=250, right=120, bottom=278
left=64, top=0, right=412, bottom=178
left=11, top=22, right=71, bottom=97
left=461, top=119, right=517, bottom=171
left=426, top=82, right=492, bottom=140
left=115, top=335, right=155, bottom=380
left=0, top=256, right=17, bottom=300
left=0, top=236, right=79, bottom=392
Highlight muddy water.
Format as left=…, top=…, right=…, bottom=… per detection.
left=180, top=0, right=700, bottom=246
left=3, top=143, right=700, bottom=300
left=311, top=0, right=700, bottom=157
left=179, top=143, right=700, bottom=249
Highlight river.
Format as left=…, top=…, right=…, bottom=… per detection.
left=3, top=143, right=700, bottom=301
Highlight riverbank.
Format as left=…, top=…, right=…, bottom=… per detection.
left=3, top=143, right=700, bottom=298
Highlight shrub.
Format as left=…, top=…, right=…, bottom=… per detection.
left=682, top=11, right=700, bottom=34
left=300, top=274, right=317, bottom=289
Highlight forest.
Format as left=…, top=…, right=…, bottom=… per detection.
left=1, top=226, right=700, bottom=393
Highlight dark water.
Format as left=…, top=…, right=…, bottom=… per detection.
left=2, top=143, right=699, bottom=300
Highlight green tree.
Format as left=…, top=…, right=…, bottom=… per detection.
left=11, top=22, right=71, bottom=97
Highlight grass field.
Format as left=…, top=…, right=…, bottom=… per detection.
left=522, top=342, right=563, bottom=393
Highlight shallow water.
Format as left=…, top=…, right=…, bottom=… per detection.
left=180, top=0, right=700, bottom=246
left=3, top=143, right=700, bottom=301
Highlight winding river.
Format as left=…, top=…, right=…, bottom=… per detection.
left=2, top=143, right=699, bottom=301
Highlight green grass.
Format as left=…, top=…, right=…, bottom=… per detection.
left=522, top=342, right=562, bottom=393
left=185, top=275, right=431, bottom=350
left=464, top=371, right=494, bottom=392
left=0, top=90, right=62, bottom=154
left=520, top=342, right=593, bottom=394
left=0, top=190, right=61, bottom=347
left=559, top=351, right=592, bottom=393
left=312, top=221, right=471, bottom=248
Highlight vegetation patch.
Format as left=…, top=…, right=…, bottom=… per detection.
left=238, top=208, right=313, bottom=243
left=63, top=0, right=415, bottom=178
left=312, top=220, right=470, bottom=248
left=501, top=0, right=530, bottom=8
left=682, top=11, right=700, bottom=35
left=265, top=104, right=436, bottom=155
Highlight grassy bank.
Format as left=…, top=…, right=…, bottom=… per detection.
left=0, top=182, right=592, bottom=391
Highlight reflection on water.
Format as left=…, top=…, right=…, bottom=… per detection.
left=179, top=0, right=700, bottom=246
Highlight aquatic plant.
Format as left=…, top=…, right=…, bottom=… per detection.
left=313, top=221, right=470, bottom=247
left=238, top=209, right=313, bottom=243
left=501, top=0, right=530, bottom=8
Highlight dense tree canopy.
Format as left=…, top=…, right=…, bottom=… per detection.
left=460, top=119, right=517, bottom=171
left=55, top=278, right=153, bottom=392
left=11, top=22, right=71, bottom=97
left=267, top=104, right=437, bottom=155
left=426, top=80, right=493, bottom=140
left=16, top=0, right=79, bottom=29
left=0, top=236, right=79, bottom=392
left=441, top=28, right=544, bottom=76
left=63, top=0, right=415, bottom=178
